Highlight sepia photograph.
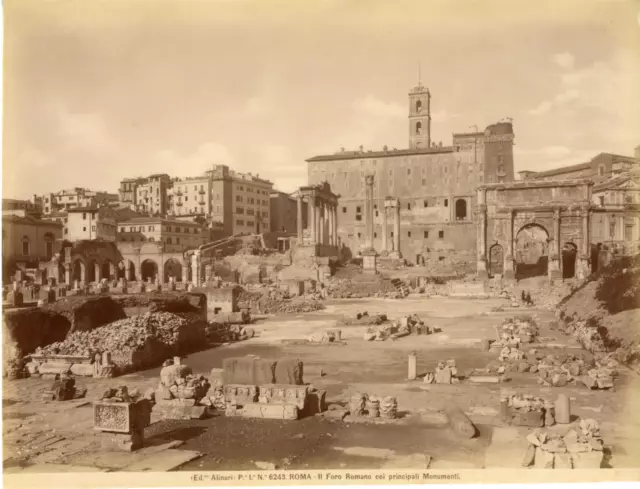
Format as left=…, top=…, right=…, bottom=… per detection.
left=1, top=0, right=640, bottom=486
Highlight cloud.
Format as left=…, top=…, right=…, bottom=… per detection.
left=262, top=144, right=292, bottom=165
left=553, top=52, right=575, bottom=70
left=54, top=103, right=113, bottom=151
left=154, top=142, right=235, bottom=177
left=431, top=109, right=460, bottom=122
left=244, top=96, right=272, bottom=116
left=528, top=101, right=553, bottom=115
left=352, top=94, right=405, bottom=118
left=258, top=144, right=307, bottom=191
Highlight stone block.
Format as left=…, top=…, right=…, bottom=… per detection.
left=509, top=410, right=545, bottom=428
left=99, top=430, right=144, bottom=452
left=209, top=368, right=224, bottom=386
left=94, top=401, right=136, bottom=433
left=223, top=384, right=258, bottom=405
left=156, top=398, right=196, bottom=406
left=70, top=363, right=95, bottom=377
left=571, top=451, right=603, bottom=469
left=239, top=402, right=299, bottom=420
left=39, top=363, right=72, bottom=375
left=274, top=357, right=304, bottom=385
left=443, top=402, right=477, bottom=439
left=305, top=390, right=327, bottom=416
left=153, top=404, right=207, bottom=420
left=222, top=357, right=258, bottom=385
left=258, top=384, right=308, bottom=410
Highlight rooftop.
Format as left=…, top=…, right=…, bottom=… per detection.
left=2, top=215, right=63, bottom=227
left=118, top=216, right=205, bottom=226
left=306, top=146, right=455, bottom=162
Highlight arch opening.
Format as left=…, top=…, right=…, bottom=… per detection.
left=140, top=259, right=158, bottom=282
left=515, top=223, right=549, bottom=279
left=71, top=260, right=85, bottom=283
left=86, top=260, right=97, bottom=283
left=562, top=242, right=578, bottom=279
left=489, top=244, right=504, bottom=277
left=101, top=260, right=113, bottom=281
left=164, top=258, right=183, bottom=282
left=416, top=121, right=422, bottom=135
left=416, top=100, right=422, bottom=113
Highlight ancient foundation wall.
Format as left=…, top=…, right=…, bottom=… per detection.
left=192, top=286, right=239, bottom=320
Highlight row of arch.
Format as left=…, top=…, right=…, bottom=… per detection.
left=65, top=257, right=190, bottom=284
left=487, top=223, right=580, bottom=280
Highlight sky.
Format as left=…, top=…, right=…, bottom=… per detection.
left=3, top=0, right=640, bottom=199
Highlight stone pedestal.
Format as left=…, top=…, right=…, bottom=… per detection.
left=93, top=398, right=151, bottom=451
left=362, top=250, right=378, bottom=275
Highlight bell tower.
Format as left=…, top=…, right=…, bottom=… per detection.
left=409, top=80, right=431, bottom=150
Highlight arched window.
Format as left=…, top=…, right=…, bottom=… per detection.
left=455, top=199, right=467, bottom=220
left=598, top=165, right=605, bottom=177
left=416, top=100, right=422, bottom=113
left=416, top=121, right=422, bottom=135
left=22, top=236, right=30, bottom=256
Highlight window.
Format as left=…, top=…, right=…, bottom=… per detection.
left=91, top=226, right=96, bottom=231
left=444, top=199, right=449, bottom=207
left=82, top=213, right=87, bottom=220
left=120, top=227, right=125, bottom=232
left=148, top=226, right=153, bottom=231
left=424, top=231, right=429, bottom=238
left=439, top=230, right=444, bottom=239
left=455, top=199, right=467, bottom=220
left=374, top=232, right=377, bottom=238
left=599, top=196, right=605, bottom=206
left=167, top=237, right=172, bottom=244
left=83, top=227, right=87, bottom=232
left=356, top=206, right=361, bottom=213
left=598, top=165, right=605, bottom=177
left=357, top=232, right=361, bottom=238
left=175, top=226, right=181, bottom=232
left=391, top=232, right=394, bottom=238
left=422, top=179, right=426, bottom=186
left=167, top=225, right=172, bottom=231
left=408, top=231, right=411, bottom=237
left=416, top=100, right=422, bottom=113
left=21, top=236, right=30, bottom=256
left=342, top=207, right=347, bottom=214
left=423, top=200, right=428, bottom=207
left=407, top=203, right=411, bottom=210
left=416, top=121, right=422, bottom=135
left=407, top=168, right=411, bottom=175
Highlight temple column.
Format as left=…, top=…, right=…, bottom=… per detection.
left=319, top=203, right=325, bottom=246
left=503, top=210, right=515, bottom=279
left=191, top=251, right=201, bottom=286
left=577, top=206, right=591, bottom=279
left=477, top=203, right=488, bottom=278
left=549, top=208, right=562, bottom=281
left=95, top=262, right=102, bottom=283
left=309, top=197, right=317, bottom=245
left=65, top=263, right=71, bottom=286
left=333, top=204, right=340, bottom=246
left=364, top=176, right=375, bottom=250
left=392, top=200, right=401, bottom=257
left=297, top=195, right=303, bottom=241
left=326, top=203, right=333, bottom=246
left=362, top=175, right=378, bottom=274
left=381, top=205, right=388, bottom=252
left=182, top=256, right=189, bottom=283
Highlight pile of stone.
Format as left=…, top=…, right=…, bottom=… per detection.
left=499, top=346, right=526, bottom=362
left=362, top=314, right=437, bottom=341
left=536, top=353, right=595, bottom=387
left=580, top=365, right=616, bottom=390
left=35, top=312, right=205, bottom=372
left=339, top=312, right=389, bottom=326
left=423, top=359, right=460, bottom=384
left=205, top=323, right=255, bottom=343
left=307, top=329, right=342, bottom=344
left=42, top=374, right=87, bottom=401
left=522, top=419, right=605, bottom=469
left=324, top=277, right=398, bottom=299
left=500, top=393, right=554, bottom=427
left=153, top=357, right=210, bottom=420
left=348, top=393, right=397, bottom=419
left=494, top=316, right=539, bottom=347
left=239, top=286, right=325, bottom=314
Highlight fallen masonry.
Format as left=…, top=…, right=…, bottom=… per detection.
left=423, top=359, right=460, bottom=384
left=362, top=314, right=439, bottom=341
left=153, top=357, right=210, bottom=420
left=522, top=419, right=605, bottom=469
left=500, top=393, right=556, bottom=428
left=345, top=393, right=398, bottom=421
left=494, top=315, right=540, bottom=347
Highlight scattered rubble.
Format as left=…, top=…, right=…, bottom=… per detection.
left=500, top=393, right=553, bottom=427
left=522, top=419, right=605, bottom=469
left=363, top=314, right=439, bottom=341
left=153, top=357, right=210, bottom=420
left=494, top=316, right=539, bottom=347
left=239, top=287, right=325, bottom=314
left=347, top=393, right=398, bottom=420
left=423, top=359, right=460, bottom=384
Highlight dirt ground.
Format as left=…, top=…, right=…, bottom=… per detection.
left=3, top=295, right=640, bottom=471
